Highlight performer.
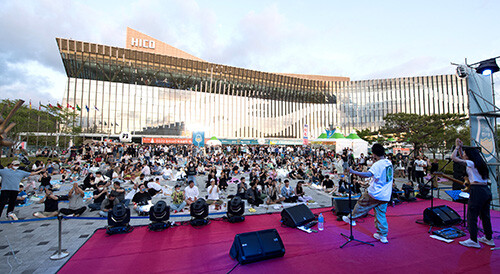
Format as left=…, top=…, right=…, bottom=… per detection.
left=344, top=143, right=393, bottom=244
left=451, top=138, right=495, bottom=248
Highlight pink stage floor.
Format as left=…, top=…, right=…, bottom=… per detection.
left=59, top=199, right=500, bottom=274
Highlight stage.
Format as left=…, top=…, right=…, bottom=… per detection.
left=59, top=199, right=500, bottom=274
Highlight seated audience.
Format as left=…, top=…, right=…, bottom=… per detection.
left=33, top=188, right=59, bottom=218
left=60, top=182, right=86, bottom=217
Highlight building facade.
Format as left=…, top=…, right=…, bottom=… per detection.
left=57, top=28, right=468, bottom=139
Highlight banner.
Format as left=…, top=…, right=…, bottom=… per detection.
left=142, top=137, right=192, bottom=144
left=326, top=129, right=336, bottom=138
left=467, top=67, right=498, bottom=202
left=192, top=131, right=205, bottom=147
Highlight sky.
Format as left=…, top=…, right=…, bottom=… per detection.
left=1, top=0, right=499, bottom=106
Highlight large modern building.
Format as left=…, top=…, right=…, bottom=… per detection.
left=57, top=28, right=468, bottom=140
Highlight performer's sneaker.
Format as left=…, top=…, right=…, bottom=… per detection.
left=373, top=233, right=388, bottom=244
left=7, top=212, right=18, bottom=221
left=478, top=236, right=495, bottom=247
left=459, top=238, right=481, bottom=248
left=342, top=215, right=356, bottom=226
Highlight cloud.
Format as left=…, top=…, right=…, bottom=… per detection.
left=0, top=57, right=64, bottom=104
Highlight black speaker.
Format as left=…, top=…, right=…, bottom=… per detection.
left=423, top=205, right=461, bottom=226
left=332, top=197, right=358, bottom=216
left=229, top=229, right=285, bottom=264
left=280, top=204, right=315, bottom=227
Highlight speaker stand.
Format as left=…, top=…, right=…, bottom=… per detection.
left=340, top=174, right=374, bottom=248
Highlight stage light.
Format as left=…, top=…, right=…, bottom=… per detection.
left=227, top=196, right=245, bottom=223
left=190, top=198, right=209, bottom=226
left=475, top=58, right=499, bottom=75
left=149, top=201, right=170, bottom=231
left=456, top=65, right=468, bottom=78
left=106, top=204, right=132, bottom=235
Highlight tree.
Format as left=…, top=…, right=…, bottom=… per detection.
left=382, top=113, right=467, bottom=157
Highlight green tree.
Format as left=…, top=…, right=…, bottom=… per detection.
left=382, top=113, right=467, bottom=157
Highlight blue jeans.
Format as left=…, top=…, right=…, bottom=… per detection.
left=350, top=190, right=389, bottom=237
left=170, top=201, right=186, bottom=211
left=121, top=199, right=130, bottom=207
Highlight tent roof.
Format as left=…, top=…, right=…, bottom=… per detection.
left=346, top=133, right=361, bottom=139
left=209, top=136, right=218, bottom=140
left=329, top=132, right=345, bottom=139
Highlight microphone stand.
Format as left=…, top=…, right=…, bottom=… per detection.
left=340, top=172, right=374, bottom=248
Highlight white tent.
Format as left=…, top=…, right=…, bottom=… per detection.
left=345, top=132, right=368, bottom=158
left=206, top=136, right=222, bottom=146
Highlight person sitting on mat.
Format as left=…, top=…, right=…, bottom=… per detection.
left=344, top=143, right=393, bottom=244
left=132, top=184, right=153, bottom=216
left=206, top=178, right=224, bottom=210
left=99, top=193, right=119, bottom=218
left=451, top=138, right=495, bottom=248
left=33, top=187, right=59, bottom=218
left=185, top=180, right=199, bottom=207
left=281, top=179, right=298, bottom=203
left=60, top=182, right=87, bottom=217
left=246, top=181, right=264, bottom=207
left=170, top=185, right=186, bottom=213
left=296, top=181, right=313, bottom=203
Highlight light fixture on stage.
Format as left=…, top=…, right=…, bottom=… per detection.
left=227, top=196, right=245, bottom=223
left=106, top=204, right=133, bottom=235
left=475, top=58, right=499, bottom=75
left=456, top=65, right=468, bottom=78
left=190, top=198, right=209, bottom=226
left=148, top=201, right=170, bottom=231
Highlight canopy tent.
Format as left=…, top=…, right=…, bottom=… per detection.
left=206, top=136, right=222, bottom=146
left=329, top=132, right=346, bottom=139
left=346, top=133, right=362, bottom=139
left=331, top=132, right=368, bottom=158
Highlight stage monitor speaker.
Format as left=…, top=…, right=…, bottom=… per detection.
left=280, top=204, right=315, bottom=228
left=423, top=205, right=461, bottom=226
left=332, top=198, right=358, bottom=216
left=229, top=229, right=285, bottom=265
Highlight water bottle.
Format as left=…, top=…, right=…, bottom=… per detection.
left=318, top=213, right=324, bottom=231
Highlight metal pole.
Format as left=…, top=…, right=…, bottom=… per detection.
left=50, top=215, right=69, bottom=260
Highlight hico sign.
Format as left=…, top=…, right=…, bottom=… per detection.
left=130, top=38, right=156, bottom=49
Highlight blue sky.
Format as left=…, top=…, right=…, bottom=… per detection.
left=0, top=0, right=499, bottom=105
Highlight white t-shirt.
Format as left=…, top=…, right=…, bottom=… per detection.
left=367, top=158, right=393, bottom=201
left=465, top=160, right=488, bottom=184
left=414, top=159, right=426, bottom=172
left=147, top=181, right=162, bottom=191
left=207, top=185, right=220, bottom=200
left=185, top=185, right=199, bottom=200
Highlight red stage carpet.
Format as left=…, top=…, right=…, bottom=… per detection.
left=59, top=199, right=500, bottom=274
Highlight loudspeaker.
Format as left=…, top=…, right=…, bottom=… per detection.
left=229, top=229, right=285, bottom=264
left=332, top=198, right=358, bottom=216
left=280, top=204, right=315, bottom=227
left=423, top=205, right=461, bottom=226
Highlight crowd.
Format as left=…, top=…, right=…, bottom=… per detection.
left=0, top=142, right=434, bottom=221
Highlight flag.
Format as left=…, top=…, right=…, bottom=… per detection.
left=85, top=105, right=89, bottom=112
left=94, top=105, right=99, bottom=111
left=39, top=101, right=41, bottom=111
left=76, top=104, right=81, bottom=111
left=115, top=122, right=119, bottom=126
left=29, top=100, right=32, bottom=110
left=57, top=103, right=63, bottom=109
left=48, top=103, right=54, bottom=109
left=104, top=122, right=107, bottom=126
